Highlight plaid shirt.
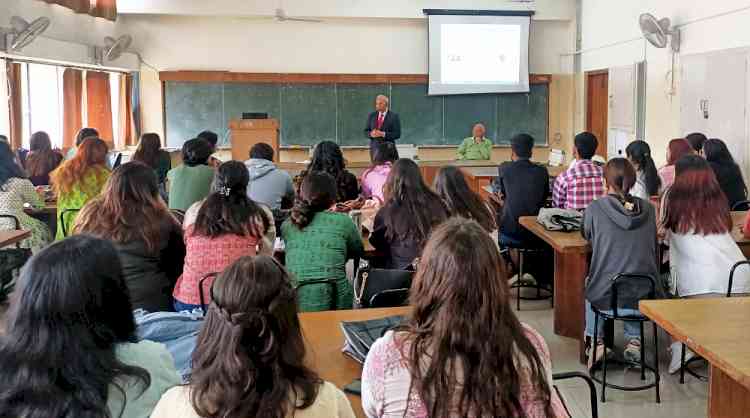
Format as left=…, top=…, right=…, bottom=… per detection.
left=552, top=159, right=605, bottom=210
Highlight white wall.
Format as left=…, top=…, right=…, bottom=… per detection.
left=579, top=0, right=750, bottom=165
left=125, top=14, right=575, bottom=137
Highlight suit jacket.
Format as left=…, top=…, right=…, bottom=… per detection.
left=364, top=110, right=401, bottom=142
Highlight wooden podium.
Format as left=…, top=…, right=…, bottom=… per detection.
left=228, top=119, right=279, bottom=161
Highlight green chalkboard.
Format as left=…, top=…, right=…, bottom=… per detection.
left=164, top=81, right=549, bottom=148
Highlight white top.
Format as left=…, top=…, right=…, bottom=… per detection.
left=669, top=231, right=750, bottom=296
left=150, top=381, right=355, bottom=418
left=630, top=171, right=650, bottom=200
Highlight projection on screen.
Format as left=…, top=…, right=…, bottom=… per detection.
left=428, top=14, right=531, bottom=95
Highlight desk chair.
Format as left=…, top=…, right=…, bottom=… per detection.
left=731, top=200, right=750, bottom=211
left=170, top=209, right=186, bottom=225
left=0, top=215, right=32, bottom=300
left=369, top=288, right=409, bottom=308
left=198, top=272, right=219, bottom=312
left=501, top=243, right=553, bottom=311
left=679, top=260, right=748, bottom=383
left=589, top=274, right=660, bottom=403
left=295, top=278, right=339, bottom=311
left=59, top=208, right=81, bottom=237
left=553, top=372, right=599, bottom=418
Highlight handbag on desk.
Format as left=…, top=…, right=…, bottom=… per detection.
left=537, top=208, right=583, bottom=232
left=353, top=260, right=416, bottom=309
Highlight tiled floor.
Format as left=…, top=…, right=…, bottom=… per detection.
left=517, top=298, right=709, bottom=418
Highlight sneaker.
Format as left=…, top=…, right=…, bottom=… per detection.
left=668, top=341, right=696, bottom=374
left=587, top=341, right=609, bottom=370
left=624, top=338, right=642, bottom=363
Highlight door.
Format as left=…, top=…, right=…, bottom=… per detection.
left=586, top=70, right=609, bottom=158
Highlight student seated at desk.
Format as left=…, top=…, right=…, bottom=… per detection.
left=362, top=218, right=566, bottom=417
left=282, top=171, right=362, bottom=311
left=686, top=132, right=707, bottom=153
left=361, top=141, right=398, bottom=203
left=433, top=165, right=497, bottom=240
left=152, top=255, right=355, bottom=418
left=494, top=133, right=549, bottom=248
left=552, top=132, right=605, bottom=210
left=24, top=131, right=63, bottom=186
left=0, top=236, right=180, bottom=418
left=131, top=133, right=172, bottom=191
left=173, top=161, right=275, bottom=311
left=64, top=127, right=98, bottom=161
left=297, top=141, right=359, bottom=203
left=626, top=140, right=661, bottom=200
left=661, top=154, right=750, bottom=372
left=196, top=130, right=223, bottom=168
left=658, top=138, right=693, bottom=192
left=51, top=137, right=110, bottom=240
left=166, top=138, right=215, bottom=212
left=370, top=159, right=448, bottom=270
left=0, top=141, right=51, bottom=253
left=456, top=122, right=493, bottom=160
left=245, top=142, right=294, bottom=211
left=703, top=138, right=747, bottom=209
left=74, top=162, right=186, bottom=312
left=583, top=158, right=661, bottom=368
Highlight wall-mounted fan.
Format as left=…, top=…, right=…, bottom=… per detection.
left=0, top=16, right=51, bottom=53
left=639, top=13, right=680, bottom=53
left=91, top=35, right=132, bottom=65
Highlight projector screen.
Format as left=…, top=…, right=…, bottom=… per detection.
left=427, top=13, right=531, bottom=95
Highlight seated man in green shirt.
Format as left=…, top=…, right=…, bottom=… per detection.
left=457, top=123, right=493, bottom=160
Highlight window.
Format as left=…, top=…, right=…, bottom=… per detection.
left=19, top=62, right=124, bottom=149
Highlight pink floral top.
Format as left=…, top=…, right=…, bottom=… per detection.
left=361, top=324, right=568, bottom=418
left=361, top=163, right=392, bottom=204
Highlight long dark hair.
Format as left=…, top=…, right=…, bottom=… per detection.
left=666, top=138, right=693, bottom=166
left=0, top=235, right=150, bottom=418
left=25, top=131, right=62, bottom=179
left=703, top=138, right=747, bottom=193
left=0, top=141, right=26, bottom=188
left=663, top=155, right=732, bottom=235
left=604, top=158, right=639, bottom=211
left=398, top=218, right=554, bottom=417
left=189, top=256, right=322, bottom=418
left=290, top=171, right=336, bottom=230
left=75, top=162, right=178, bottom=252
left=371, top=141, right=399, bottom=166
left=193, top=161, right=270, bottom=238
left=131, top=133, right=163, bottom=169
left=303, top=141, right=358, bottom=201
left=626, top=140, right=661, bottom=196
left=433, top=166, right=496, bottom=233
left=181, top=138, right=213, bottom=167
left=383, top=159, right=447, bottom=243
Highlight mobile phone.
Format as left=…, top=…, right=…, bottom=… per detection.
left=343, top=379, right=362, bottom=396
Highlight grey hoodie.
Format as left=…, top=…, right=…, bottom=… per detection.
left=244, top=158, right=294, bottom=210
left=582, top=195, right=661, bottom=310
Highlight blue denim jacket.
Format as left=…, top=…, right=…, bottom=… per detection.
left=134, top=309, right=204, bottom=382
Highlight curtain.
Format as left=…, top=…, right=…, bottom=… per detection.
left=85, top=71, right=113, bottom=144
left=131, top=72, right=142, bottom=143
left=117, top=73, right=135, bottom=147
left=62, top=68, right=83, bottom=150
left=7, top=62, right=23, bottom=151
left=41, top=0, right=118, bottom=21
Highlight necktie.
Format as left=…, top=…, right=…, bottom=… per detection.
left=376, top=112, right=384, bottom=129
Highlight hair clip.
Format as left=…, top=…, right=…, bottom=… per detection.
left=219, top=186, right=231, bottom=197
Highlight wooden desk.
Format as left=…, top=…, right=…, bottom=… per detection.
left=640, top=298, right=750, bottom=418
left=0, top=229, right=31, bottom=247
left=519, top=211, right=750, bottom=362
left=299, top=307, right=410, bottom=418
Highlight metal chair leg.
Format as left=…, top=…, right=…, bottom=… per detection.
left=679, top=343, right=686, bottom=384
left=640, top=321, right=646, bottom=381
left=516, top=250, right=523, bottom=311
left=654, top=323, right=661, bottom=403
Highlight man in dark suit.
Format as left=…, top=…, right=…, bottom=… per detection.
left=364, top=94, right=401, bottom=155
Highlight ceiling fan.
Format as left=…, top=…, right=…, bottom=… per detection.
left=0, top=16, right=51, bottom=53
left=240, top=5, right=322, bottom=23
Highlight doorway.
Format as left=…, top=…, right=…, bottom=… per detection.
left=586, top=70, right=609, bottom=158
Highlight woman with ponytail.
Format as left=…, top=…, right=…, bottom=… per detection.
left=582, top=158, right=661, bottom=368
left=281, top=171, right=363, bottom=311
left=626, top=140, right=661, bottom=199
left=152, top=256, right=355, bottom=418
left=172, top=161, right=274, bottom=311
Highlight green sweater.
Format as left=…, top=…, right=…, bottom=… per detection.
left=457, top=137, right=493, bottom=160
left=166, top=164, right=214, bottom=211
left=281, top=212, right=364, bottom=312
